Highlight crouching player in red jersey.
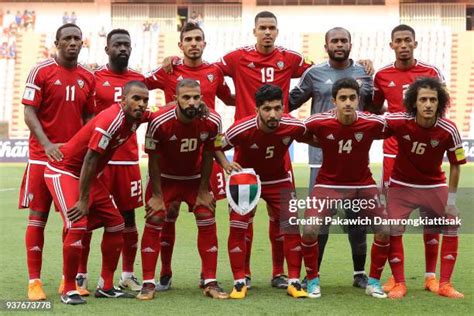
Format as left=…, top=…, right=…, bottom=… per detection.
left=137, top=79, right=228, bottom=300
left=384, top=77, right=466, bottom=299
left=302, top=78, right=390, bottom=299
left=217, top=84, right=314, bottom=299
left=43, top=81, right=149, bottom=305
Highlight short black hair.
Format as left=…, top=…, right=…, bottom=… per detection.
left=391, top=24, right=415, bottom=40
left=176, top=78, right=200, bottom=94
left=254, top=11, right=277, bottom=25
left=332, top=78, right=360, bottom=99
left=325, top=27, right=351, bottom=44
left=255, top=84, right=282, bottom=107
left=107, top=28, right=130, bottom=46
left=55, top=23, right=81, bottom=41
left=180, top=22, right=205, bottom=42
left=403, top=77, right=449, bottom=118
left=123, top=80, right=147, bottom=96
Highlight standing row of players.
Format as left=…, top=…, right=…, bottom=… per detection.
left=19, top=11, right=465, bottom=304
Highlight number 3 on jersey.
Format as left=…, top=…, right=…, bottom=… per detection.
left=260, top=67, right=274, bottom=83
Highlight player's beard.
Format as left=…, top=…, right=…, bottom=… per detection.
left=328, top=49, right=350, bottom=62
left=114, top=55, right=129, bottom=69
left=261, top=116, right=280, bottom=130
left=179, top=104, right=200, bottom=119
left=184, top=51, right=202, bottom=61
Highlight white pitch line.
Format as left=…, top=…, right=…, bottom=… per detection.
left=0, top=188, right=17, bottom=192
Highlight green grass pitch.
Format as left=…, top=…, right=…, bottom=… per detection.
left=0, top=163, right=472, bottom=315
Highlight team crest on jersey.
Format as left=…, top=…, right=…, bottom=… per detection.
left=277, top=61, right=285, bottom=69
left=282, top=137, right=291, bottom=145
left=430, top=139, right=439, bottom=148
left=354, top=132, right=364, bottom=142
left=200, top=131, right=209, bottom=141
left=226, top=169, right=261, bottom=216
left=207, top=74, right=214, bottom=82
left=77, top=80, right=85, bottom=89
left=131, top=123, right=138, bottom=132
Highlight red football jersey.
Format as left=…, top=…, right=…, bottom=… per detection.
left=48, top=103, right=146, bottom=177
left=144, top=59, right=232, bottom=109
left=145, top=105, right=222, bottom=179
left=94, top=64, right=145, bottom=163
left=385, top=113, right=466, bottom=187
left=223, top=114, right=306, bottom=183
left=22, top=58, right=95, bottom=161
left=373, top=60, right=443, bottom=155
left=216, top=45, right=312, bottom=120
left=305, top=111, right=386, bottom=187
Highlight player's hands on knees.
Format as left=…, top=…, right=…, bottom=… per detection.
left=67, top=200, right=89, bottom=222
left=195, top=189, right=216, bottom=213
left=162, top=56, right=179, bottom=74
left=145, top=195, right=166, bottom=219
left=445, top=204, right=459, bottom=218
left=357, top=59, right=374, bottom=76
left=45, top=142, right=64, bottom=162
left=223, top=161, right=242, bottom=175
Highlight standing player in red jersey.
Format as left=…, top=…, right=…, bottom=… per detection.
left=76, top=29, right=145, bottom=294
left=301, top=78, right=390, bottom=299
left=44, top=81, right=149, bottom=305
left=137, top=79, right=228, bottom=300
left=218, top=84, right=311, bottom=299
left=384, top=77, right=465, bottom=299
left=19, top=23, right=95, bottom=301
left=215, top=11, right=313, bottom=288
left=373, top=24, right=445, bottom=292
left=145, top=22, right=233, bottom=291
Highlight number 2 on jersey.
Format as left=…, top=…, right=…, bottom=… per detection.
left=114, top=87, right=122, bottom=102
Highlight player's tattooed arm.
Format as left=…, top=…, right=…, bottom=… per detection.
left=445, top=163, right=461, bottom=217
left=195, top=150, right=216, bottom=213
left=67, top=149, right=100, bottom=222
left=146, top=153, right=166, bottom=219
left=214, top=150, right=242, bottom=174
left=24, top=105, right=64, bottom=162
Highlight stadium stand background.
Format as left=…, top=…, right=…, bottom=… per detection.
left=0, top=0, right=473, bottom=161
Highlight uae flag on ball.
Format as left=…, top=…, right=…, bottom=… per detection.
left=226, top=168, right=261, bottom=215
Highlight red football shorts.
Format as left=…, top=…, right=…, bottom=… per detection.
left=44, top=167, right=123, bottom=231
left=210, top=162, right=226, bottom=200
left=99, top=163, right=143, bottom=211
left=387, top=183, right=448, bottom=220
left=145, top=177, right=212, bottom=213
left=19, top=161, right=53, bottom=212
